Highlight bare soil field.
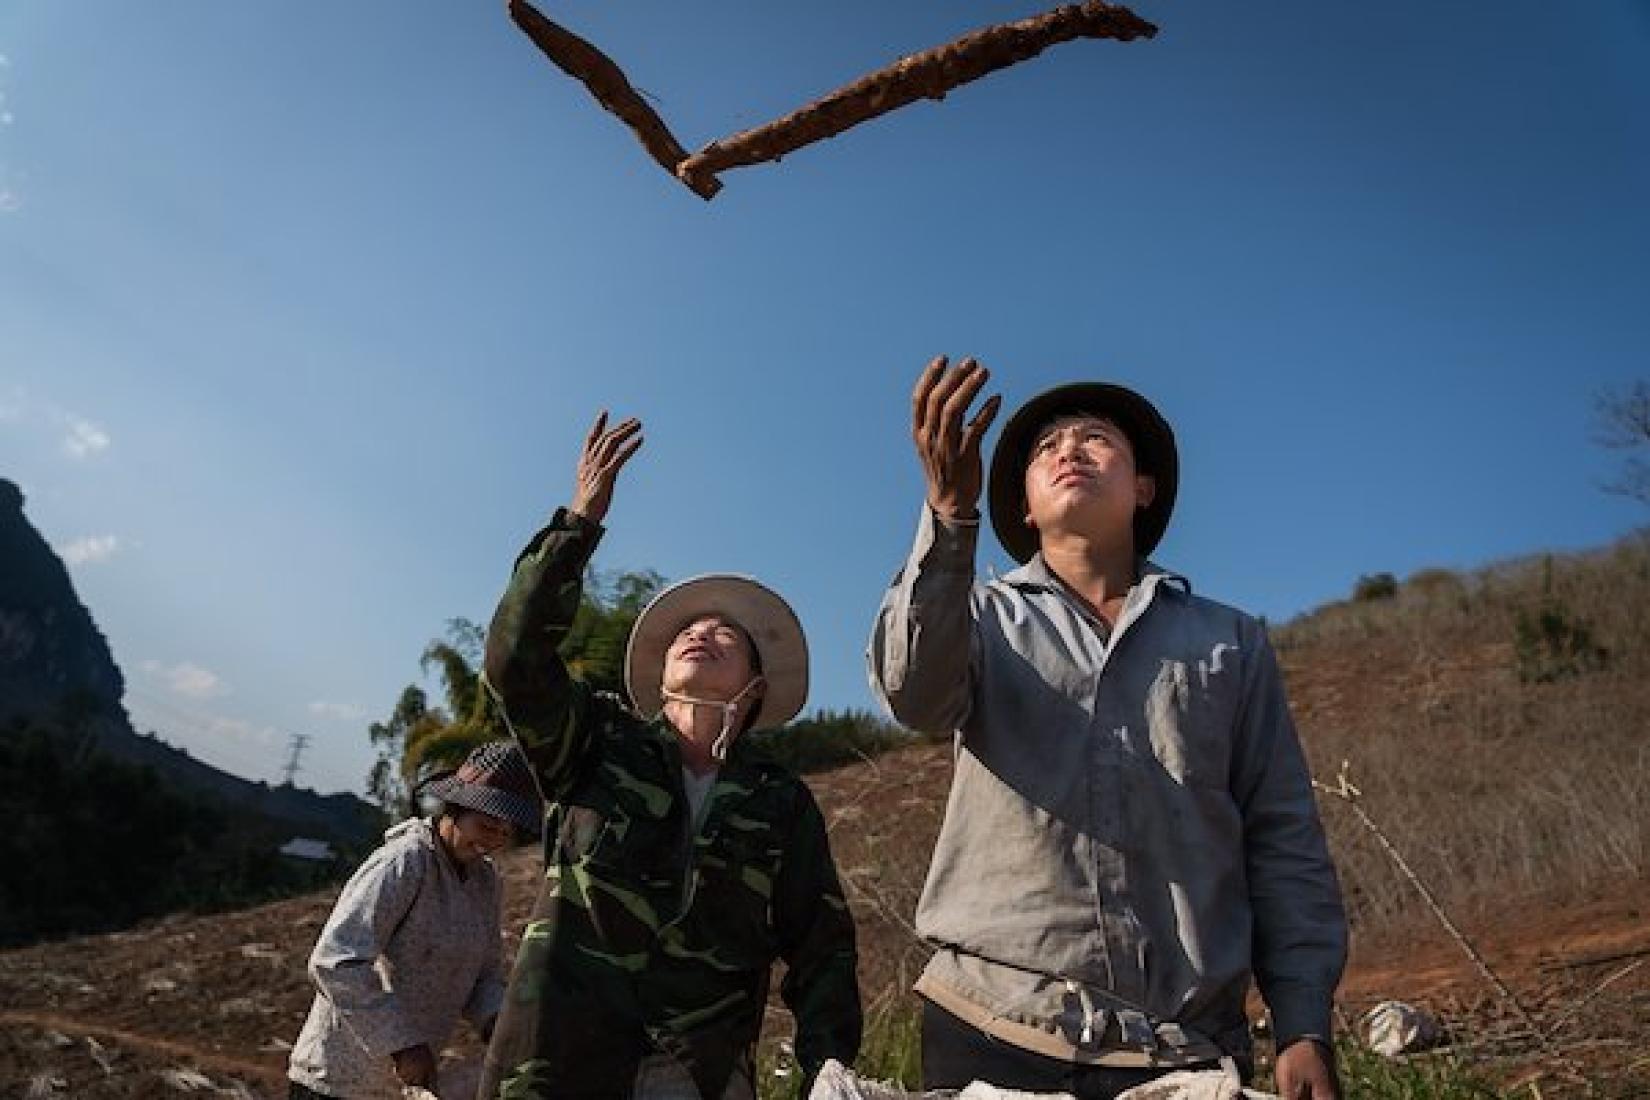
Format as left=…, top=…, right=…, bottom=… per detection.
left=4, top=739, right=1646, bottom=1098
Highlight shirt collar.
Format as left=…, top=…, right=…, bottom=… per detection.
left=1003, top=553, right=1190, bottom=597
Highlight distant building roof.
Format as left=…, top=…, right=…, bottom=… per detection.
left=279, top=838, right=335, bottom=862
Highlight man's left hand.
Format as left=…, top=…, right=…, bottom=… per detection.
left=1274, top=1038, right=1340, bottom=1100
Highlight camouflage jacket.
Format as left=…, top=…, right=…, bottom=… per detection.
left=477, top=509, right=861, bottom=1099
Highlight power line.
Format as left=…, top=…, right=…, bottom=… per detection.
left=122, top=686, right=361, bottom=793
left=281, top=733, right=312, bottom=786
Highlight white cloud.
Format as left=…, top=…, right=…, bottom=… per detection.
left=62, top=416, right=110, bottom=458
left=0, top=59, right=16, bottom=207
left=59, top=533, right=121, bottom=566
left=121, top=689, right=287, bottom=783
left=142, top=659, right=231, bottom=700
left=308, top=700, right=367, bottom=722
left=204, top=714, right=281, bottom=749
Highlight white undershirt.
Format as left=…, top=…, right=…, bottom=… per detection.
left=681, top=766, right=719, bottom=833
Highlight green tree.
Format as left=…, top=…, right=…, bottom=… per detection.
left=564, top=567, right=665, bottom=696
left=402, top=617, right=507, bottom=788
left=366, top=684, right=432, bottom=817
left=745, top=708, right=916, bottom=775
left=368, top=568, right=666, bottom=816
left=2, top=723, right=351, bottom=946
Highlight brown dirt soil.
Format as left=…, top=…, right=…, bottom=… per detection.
left=1336, top=879, right=1650, bottom=1096
left=4, top=743, right=1647, bottom=1098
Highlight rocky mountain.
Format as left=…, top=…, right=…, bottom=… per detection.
left=0, top=477, right=379, bottom=848
left=0, top=478, right=128, bottom=736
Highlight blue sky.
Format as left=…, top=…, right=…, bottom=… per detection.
left=2, top=2, right=1646, bottom=796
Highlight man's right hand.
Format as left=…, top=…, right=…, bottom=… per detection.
left=569, top=410, right=644, bottom=526
left=1275, top=1037, right=1341, bottom=1100
left=911, top=356, right=1001, bottom=522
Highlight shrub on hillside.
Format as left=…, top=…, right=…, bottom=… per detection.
left=1274, top=532, right=1650, bottom=933
left=0, top=723, right=353, bottom=946
left=1404, top=567, right=1466, bottom=602
left=1353, top=572, right=1399, bottom=601
left=1515, top=606, right=1610, bottom=684
left=745, top=708, right=917, bottom=775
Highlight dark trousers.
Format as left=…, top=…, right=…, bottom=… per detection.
left=921, top=1000, right=1194, bottom=1100
left=287, top=1083, right=339, bottom=1100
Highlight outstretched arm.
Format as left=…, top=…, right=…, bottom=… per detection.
left=868, top=357, right=998, bottom=734
left=483, top=412, right=644, bottom=800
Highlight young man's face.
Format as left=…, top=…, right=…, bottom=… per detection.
left=661, top=614, right=762, bottom=703
left=1021, top=414, right=1155, bottom=548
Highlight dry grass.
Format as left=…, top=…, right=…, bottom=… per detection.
left=1276, top=530, right=1650, bottom=934
left=812, top=530, right=1650, bottom=989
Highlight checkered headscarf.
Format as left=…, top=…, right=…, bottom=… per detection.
left=420, top=740, right=543, bottom=834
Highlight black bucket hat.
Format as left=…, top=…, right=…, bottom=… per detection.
left=987, top=382, right=1179, bottom=564
left=420, top=741, right=543, bottom=833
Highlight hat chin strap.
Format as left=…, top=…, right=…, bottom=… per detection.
left=659, top=676, right=765, bottom=762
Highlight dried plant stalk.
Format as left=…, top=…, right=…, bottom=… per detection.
left=1545, top=958, right=1646, bottom=1039
left=507, top=0, right=721, bottom=199
left=676, top=2, right=1156, bottom=194
left=509, top=0, right=1156, bottom=201
left=1313, top=763, right=1559, bottom=1057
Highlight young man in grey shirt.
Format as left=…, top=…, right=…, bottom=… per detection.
left=869, top=357, right=1347, bottom=1100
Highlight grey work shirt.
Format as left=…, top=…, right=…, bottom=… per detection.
left=288, top=817, right=506, bottom=1099
left=868, top=509, right=1346, bottom=1063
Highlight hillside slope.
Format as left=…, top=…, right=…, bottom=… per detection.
left=4, top=533, right=1647, bottom=1097
left=1, top=478, right=381, bottom=851
left=4, top=772, right=1645, bottom=1098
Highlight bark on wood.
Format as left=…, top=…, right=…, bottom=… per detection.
left=509, top=0, right=1156, bottom=201
left=677, top=2, right=1157, bottom=194
left=507, top=0, right=721, bottom=199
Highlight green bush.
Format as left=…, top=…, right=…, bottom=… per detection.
left=746, top=708, right=917, bottom=775
left=0, top=724, right=352, bottom=946
left=1515, top=606, right=1610, bottom=683
left=1353, top=573, right=1399, bottom=602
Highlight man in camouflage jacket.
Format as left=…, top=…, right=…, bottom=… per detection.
left=477, top=412, right=862, bottom=1099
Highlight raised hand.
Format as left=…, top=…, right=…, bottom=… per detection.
left=569, top=410, right=643, bottom=526
left=911, top=356, right=1001, bottom=521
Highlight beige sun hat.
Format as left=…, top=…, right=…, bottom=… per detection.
left=624, top=574, right=809, bottom=732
